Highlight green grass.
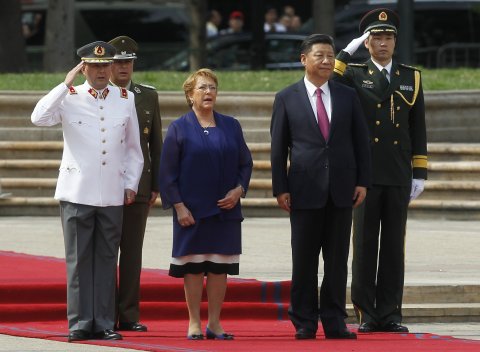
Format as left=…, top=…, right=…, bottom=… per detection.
left=1, top=69, right=480, bottom=91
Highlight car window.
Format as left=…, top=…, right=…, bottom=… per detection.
left=208, top=39, right=251, bottom=70
left=266, top=38, right=302, bottom=65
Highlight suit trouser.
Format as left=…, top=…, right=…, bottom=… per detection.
left=117, top=201, right=149, bottom=323
left=60, top=201, right=123, bottom=332
left=288, top=199, right=352, bottom=335
left=351, top=185, right=410, bottom=325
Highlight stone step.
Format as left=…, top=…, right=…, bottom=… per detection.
left=345, top=303, right=480, bottom=324
left=3, top=141, right=480, bottom=162
left=0, top=115, right=272, bottom=129
left=0, top=126, right=270, bottom=143
left=2, top=196, right=480, bottom=219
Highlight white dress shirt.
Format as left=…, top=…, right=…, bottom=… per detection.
left=304, top=77, right=332, bottom=123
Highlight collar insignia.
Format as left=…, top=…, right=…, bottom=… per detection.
left=68, top=86, right=77, bottom=95
left=120, top=87, right=128, bottom=99
left=88, top=88, right=98, bottom=99
left=369, top=69, right=374, bottom=75
left=134, top=86, right=141, bottom=93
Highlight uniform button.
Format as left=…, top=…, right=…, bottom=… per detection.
left=101, top=128, right=105, bottom=132
left=122, top=123, right=125, bottom=126
left=396, top=123, right=400, bottom=128
left=394, top=141, right=398, bottom=145
left=147, top=168, right=151, bottom=172
left=102, top=139, right=106, bottom=143
left=78, top=121, right=82, bottom=124
left=374, top=138, right=379, bottom=143
left=397, top=106, right=401, bottom=111
left=102, top=150, right=106, bottom=154
left=324, top=164, right=328, bottom=169
left=100, top=117, right=104, bottom=121
left=102, top=161, right=106, bottom=165
left=377, top=103, right=381, bottom=108
left=376, top=120, right=380, bottom=125
left=120, top=139, right=124, bottom=143
left=100, top=106, right=104, bottom=110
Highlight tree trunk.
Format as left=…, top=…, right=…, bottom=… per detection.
left=187, top=0, right=207, bottom=71
left=0, top=0, right=28, bottom=73
left=44, top=0, right=75, bottom=72
left=313, top=0, right=334, bottom=36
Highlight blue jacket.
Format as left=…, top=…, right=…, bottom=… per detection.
left=159, top=110, right=252, bottom=220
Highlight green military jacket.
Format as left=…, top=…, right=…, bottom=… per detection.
left=130, top=81, right=163, bottom=202
left=334, top=51, right=427, bottom=186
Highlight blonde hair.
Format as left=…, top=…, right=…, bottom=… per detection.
left=182, top=68, right=219, bottom=108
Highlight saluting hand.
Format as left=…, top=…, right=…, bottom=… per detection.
left=344, top=31, right=370, bottom=56
left=64, top=61, right=84, bottom=88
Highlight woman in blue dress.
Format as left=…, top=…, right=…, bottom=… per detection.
left=159, top=69, right=253, bottom=340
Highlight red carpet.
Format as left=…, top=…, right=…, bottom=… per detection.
left=1, top=250, right=479, bottom=352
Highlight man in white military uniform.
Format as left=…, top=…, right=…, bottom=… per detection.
left=31, top=41, right=143, bottom=343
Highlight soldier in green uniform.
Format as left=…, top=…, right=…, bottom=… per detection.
left=333, top=8, right=427, bottom=333
left=108, top=36, right=163, bottom=332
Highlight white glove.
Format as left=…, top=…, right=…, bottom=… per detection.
left=344, top=31, right=370, bottom=55
left=410, top=179, right=425, bottom=201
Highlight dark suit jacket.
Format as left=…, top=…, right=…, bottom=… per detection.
left=270, top=79, right=371, bottom=209
left=159, top=110, right=253, bottom=220
left=130, top=82, right=163, bottom=202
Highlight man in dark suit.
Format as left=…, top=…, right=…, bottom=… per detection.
left=109, top=36, right=163, bottom=332
left=333, top=9, right=427, bottom=333
left=270, top=34, right=371, bottom=340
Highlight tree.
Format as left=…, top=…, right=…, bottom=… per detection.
left=0, top=0, right=27, bottom=73
left=187, top=0, right=207, bottom=71
left=312, top=0, right=334, bottom=36
left=44, top=0, right=75, bottom=72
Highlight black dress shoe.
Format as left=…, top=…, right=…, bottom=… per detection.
left=68, top=329, right=91, bottom=342
left=295, top=328, right=316, bottom=340
left=325, top=329, right=357, bottom=339
left=117, top=321, right=148, bottom=332
left=93, top=329, right=123, bottom=340
left=358, top=322, right=379, bottom=333
left=380, top=322, right=409, bottom=333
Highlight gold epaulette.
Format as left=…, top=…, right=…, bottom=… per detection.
left=120, top=87, right=128, bottom=99
left=399, top=63, right=421, bottom=71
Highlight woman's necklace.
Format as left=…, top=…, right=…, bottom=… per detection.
left=201, top=120, right=214, bottom=135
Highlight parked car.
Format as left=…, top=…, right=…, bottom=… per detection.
left=161, top=33, right=306, bottom=71
left=21, top=0, right=188, bottom=71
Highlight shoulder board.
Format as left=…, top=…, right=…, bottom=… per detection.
left=139, top=83, right=156, bottom=90
left=68, top=86, right=77, bottom=95
left=399, top=63, right=421, bottom=71
left=348, top=63, right=368, bottom=67
left=120, top=87, right=128, bottom=99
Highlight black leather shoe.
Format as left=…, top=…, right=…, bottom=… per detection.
left=380, top=322, right=409, bottom=333
left=117, top=321, right=148, bottom=332
left=325, top=329, right=357, bottom=339
left=68, top=329, right=91, bottom=342
left=93, top=329, right=123, bottom=340
left=358, top=322, right=379, bottom=333
left=295, top=328, right=316, bottom=340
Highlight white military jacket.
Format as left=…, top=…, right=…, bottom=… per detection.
left=31, top=82, right=144, bottom=207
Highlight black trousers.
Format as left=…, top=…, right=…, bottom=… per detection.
left=351, top=185, right=410, bottom=325
left=288, top=198, right=352, bottom=335
left=117, top=201, right=150, bottom=323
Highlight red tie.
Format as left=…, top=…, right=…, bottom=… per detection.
left=316, top=88, right=329, bottom=140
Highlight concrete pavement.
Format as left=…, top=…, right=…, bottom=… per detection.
left=1, top=215, right=479, bottom=350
